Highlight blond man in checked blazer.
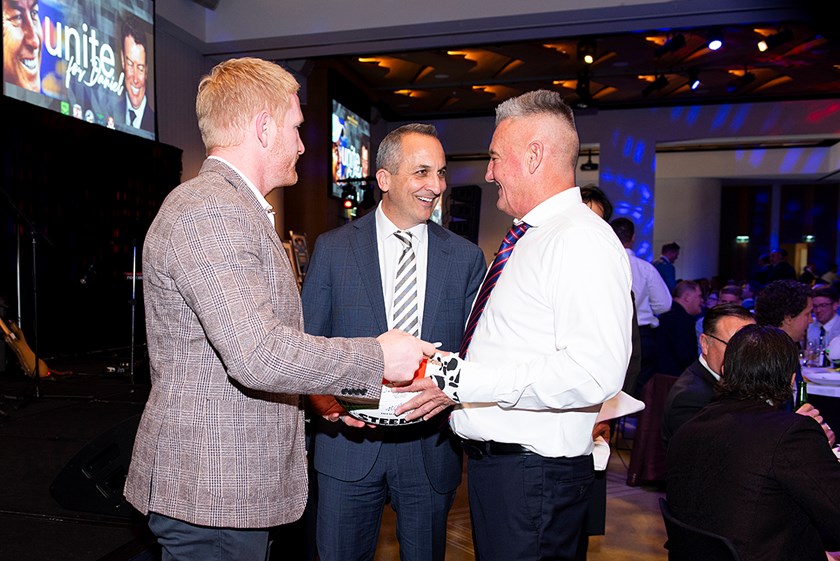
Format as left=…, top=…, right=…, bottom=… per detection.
left=123, top=57, right=433, bottom=561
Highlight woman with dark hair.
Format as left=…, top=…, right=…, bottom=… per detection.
left=667, top=325, right=840, bottom=561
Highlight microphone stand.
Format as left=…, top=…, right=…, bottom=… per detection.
left=2, top=187, right=52, bottom=397
left=129, top=241, right=138, bottom=387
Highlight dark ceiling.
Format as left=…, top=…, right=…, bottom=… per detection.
left=329, top=19, right=840, bottom=120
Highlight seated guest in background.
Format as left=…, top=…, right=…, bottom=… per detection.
left=654, top=280, right=703, bottom=376
left=667, top=325, right=840, bottom=561
left=663, top=304, right=755, bottom=446
left=695, top=284, right=743, bottom=352
left=653, top=242, right=680, bottom=293
left=807, top=286, right=840, bottom=358
left=755, top=280, right=812, bottom=346
left=740, top=280, right=759, bottom=311
left=611, top=217, right=672, bottom=395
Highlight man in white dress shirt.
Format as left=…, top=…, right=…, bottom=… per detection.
left=396, top=90, right=633, bottom=561
left=610, top=217, right=672, bottom=395
left=807, top=286, right=840, bottom=363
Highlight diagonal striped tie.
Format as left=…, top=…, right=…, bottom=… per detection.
left=392, top=231, right=420, bottom=337
left=459, top=222, right=531, bottom=358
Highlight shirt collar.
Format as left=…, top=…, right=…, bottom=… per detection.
left=517, top=186, right=582, bottom=229
left=699, top=354, right=721, bottom=382
left=207, top=156, right=274, bottom=215
left=375, top=202, right=428, bottom=240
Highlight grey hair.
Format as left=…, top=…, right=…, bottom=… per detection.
left=376, top=123, right=438, bottom=173
left=495, top=89, right=576, bottom=128
left=494, top=90, right=579, bottom=169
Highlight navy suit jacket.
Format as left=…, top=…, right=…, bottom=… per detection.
left=301, top=211, right=486, bottom=493
left=654, top=302, right=698, bottom=376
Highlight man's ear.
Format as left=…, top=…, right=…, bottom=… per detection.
left=527, top=141, right=543, bottom=174
left=376, top=168, right=390, bottom=193
left=255, top=111, right=271, bottom=148
left=699, top=333, right=711, bottom=357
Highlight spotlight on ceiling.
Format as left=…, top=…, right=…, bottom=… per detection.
left=578, top=38, right=596, bottom=65
left=726, top=71, right=756, bottom=92
left=757, top=28, right=793, bottom=52
left=689, top=69, right=701, bottom=90
left=580, top=149, right=599, bottom=171
left=642, top=75, right=669, bottom=96
left=654, top=33, right=686, bottom=57
left=707, top=31, right=724, bottom=51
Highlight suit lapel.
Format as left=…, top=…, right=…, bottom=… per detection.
left=422, top=223, right=451, bottom=341
left=352, top=215, right=388, bottom=334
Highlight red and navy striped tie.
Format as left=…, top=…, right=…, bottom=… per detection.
left=459, top=222, right=531, bottom=358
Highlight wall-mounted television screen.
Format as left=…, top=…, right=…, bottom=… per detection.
left=330, top=99, right=371, bottom=200
left=3, top=0, right=156, bottom=141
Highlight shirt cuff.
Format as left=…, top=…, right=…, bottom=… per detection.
left=425, top=353, right=465, bottom=404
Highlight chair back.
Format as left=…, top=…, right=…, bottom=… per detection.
left=658, top=498, right=741, bottom=561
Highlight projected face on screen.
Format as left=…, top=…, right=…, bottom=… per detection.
left=2, top=0, right=155, bottom=140
left=122, top=25, right=146, bottom=112
left=2, top=0, right=42, bottom=92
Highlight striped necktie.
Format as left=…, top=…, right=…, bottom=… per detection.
left=392, top=231, right=419, bottom=337
left=459, top=222, right=530, bottom=358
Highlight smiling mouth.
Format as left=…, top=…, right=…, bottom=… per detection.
left=416, top=195, right=436, bottom=204
left=20, top=56, right=38, bottom=72
left=129, top=84, right=141, bottom=95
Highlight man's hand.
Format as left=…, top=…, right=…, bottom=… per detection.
left=592, top=421, right=611, bottom=442
left=393, top=377, right=455, bottom=422
left=377, top=329, right=436, bottom=383
left=796, top=403, right=836, bottom=446
left=308, top=395, right=374, bottom=428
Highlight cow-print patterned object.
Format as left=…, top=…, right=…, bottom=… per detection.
left=427, top=354, right=462, bottom=404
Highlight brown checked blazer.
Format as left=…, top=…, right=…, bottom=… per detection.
left=124, top=158, right=385, bottom=529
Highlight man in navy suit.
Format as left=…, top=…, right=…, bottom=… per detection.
left=301, top=123, right=486, bottom=561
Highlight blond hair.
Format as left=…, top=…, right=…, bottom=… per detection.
left=196, top=57, right=299, bottom=152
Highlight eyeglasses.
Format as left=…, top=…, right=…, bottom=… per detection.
left=704, top=333, right=729, bottom=346
left=812, top=303, right=834, bottom=310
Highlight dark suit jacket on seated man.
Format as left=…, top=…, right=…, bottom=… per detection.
left=662, top=304, right=755, bottom=446
left=394, top=90, right=633, bottom=561
left=302, top=124, right=486, bottom=561
left=667, top=325, right=840, bottom=561
left=123, top=58, right=432, bottom=561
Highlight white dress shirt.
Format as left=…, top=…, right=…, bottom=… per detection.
left=450, top=188, right=633, bottom=458
left=807, top=314, right=840, bottom=352
left=375, top=204, right=429, bottom=330
left=626, top=249, right=672, bottom=327
left=125, top=94, right=148, bottom=128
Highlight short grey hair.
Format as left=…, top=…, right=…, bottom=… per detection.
left=376, top=123, right=438, bottom=173
left=495, top=90, right=579, bottom=169
left=495, top=89, right=576, bottom=128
